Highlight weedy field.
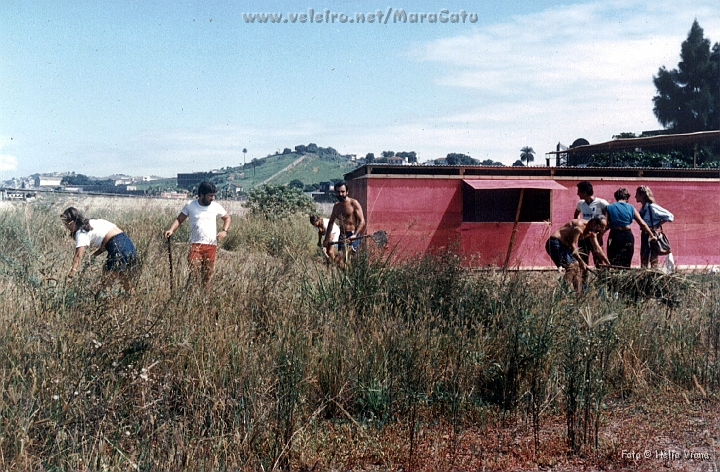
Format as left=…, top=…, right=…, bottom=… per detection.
left=0, top=197, right=718, bottom=471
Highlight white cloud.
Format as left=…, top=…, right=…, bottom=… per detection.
left=396, top=0, right=720, bottom=163
left=0, top=154, right=18, bottom=172
left=0, top=136, right=18, bottom=171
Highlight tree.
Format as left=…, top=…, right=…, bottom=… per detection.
left=243, top=184, right=316, bottom=220
left=61, top=174, right=114, bottom=186
left=446, top=153, right=479, bottom=165
left=512, top=160, right=524, bottom=167
left=295, top=144, right=307, bottom=154
left=304, top=182, right=320, bottom=192
left=365, top=153, right=375, bottom=163
left=653, top=20, right=719, bottom=133
left=62, top=174, right=93, bottom=186
left=520, top=146, right=535, bottom=165
left=288, top=179, right=304, bottom=190
left=712, top=42, right=720, bottom=131
left=612, top=132, right=637, bottom=139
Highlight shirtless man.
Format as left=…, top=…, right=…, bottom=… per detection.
left=545, top=215, right=610, bottom=293
left=323, top=180, right=365, bottom=267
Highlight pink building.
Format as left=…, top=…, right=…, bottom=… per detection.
left=344, top=165, right=719, bottom=269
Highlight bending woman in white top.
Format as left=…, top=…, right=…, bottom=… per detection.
left=61, top=207, right=137, bottom=292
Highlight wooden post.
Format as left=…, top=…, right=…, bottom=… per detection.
left=694, top=143, right=697, bottom=168
left=504, top=188, right=524, bottom=270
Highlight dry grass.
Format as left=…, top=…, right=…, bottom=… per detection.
left=0, top=196, right=718, bottom=470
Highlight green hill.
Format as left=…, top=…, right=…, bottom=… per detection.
left=214, top=151, right=360, bottom=191
left=131, top=146, right=361, bottom=194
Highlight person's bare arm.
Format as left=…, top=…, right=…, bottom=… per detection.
left=165, top=212, right=188, bottom=239
left=218, top=214, right=231, bottom=240
left=574, top=209, right=581, bottom=219
left=587, top=233, right=610, bottom=266
left=68, top=246, right=86, bottom=280
left=351, top=200, right=365, bottom=239
left=633, top=209, right=656, bottom=238
left=569, top=225, right=587, bottom=269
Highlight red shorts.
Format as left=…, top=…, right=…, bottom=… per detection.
left=188, top=243, right=217, bottom=266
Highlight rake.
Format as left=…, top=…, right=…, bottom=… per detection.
left=331, top=230, right=388, bottom=249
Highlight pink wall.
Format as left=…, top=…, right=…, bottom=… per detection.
left=356, top=177, right=720, bottom=269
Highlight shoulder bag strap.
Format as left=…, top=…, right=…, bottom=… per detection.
left=648, top=204, right=655, bottom=228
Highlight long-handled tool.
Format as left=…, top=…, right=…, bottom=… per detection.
left=331, top=230, right=388, bottom=249
left=166, top=236, right=174, bottom=293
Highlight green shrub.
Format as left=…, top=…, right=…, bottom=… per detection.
left=243, top=184, right=316, bottom=220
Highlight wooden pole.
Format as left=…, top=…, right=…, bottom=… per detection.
left=504, top=188, right=524, bottom=270
left=167, top=237, right=174, bottom=294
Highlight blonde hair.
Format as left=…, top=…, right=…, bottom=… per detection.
left=636, top=185, right=655, bottom=204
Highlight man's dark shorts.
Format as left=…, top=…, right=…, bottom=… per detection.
left=545, top=237, right=577, bottom=268
left=339, top=231, right=360, bottom=252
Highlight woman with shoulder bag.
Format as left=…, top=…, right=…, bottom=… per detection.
left=635, top=185, right=674, bottom=269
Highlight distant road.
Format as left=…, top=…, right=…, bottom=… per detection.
left=259, top=155, right=307, bottom=186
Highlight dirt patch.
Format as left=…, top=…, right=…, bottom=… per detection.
left=298, top=393, right=719, bottom=471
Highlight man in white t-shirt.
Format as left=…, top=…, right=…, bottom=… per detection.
left=165, top=181, right=231, bottom=287
left=573, top=181, right=608, bottom=285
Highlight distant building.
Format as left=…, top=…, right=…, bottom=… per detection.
left=34, top=174, right=63, bottom=187
left=1, top=190, right=37, bottom=201
left=387, top=156, right=407, bottom=165
left=79, top=185, right=143, bottom=195
left=160, top=191, right=189, bottom=199
left=226, top=183, right=242, bottom=194
left=310, top=181, right=336, bottom=203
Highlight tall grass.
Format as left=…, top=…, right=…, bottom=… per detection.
left=0, top=198, right=718, bottom=469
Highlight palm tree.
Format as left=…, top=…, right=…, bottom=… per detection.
left=520, top=146, right=535, bottom=166
left=242, top=148, right=248, bottom=167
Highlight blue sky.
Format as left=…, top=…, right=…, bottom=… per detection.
left=1, top=0, right=718, bottom=178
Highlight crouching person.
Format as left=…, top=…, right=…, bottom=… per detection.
left=61, top=207, right=137, bottom=293
left=310, top=214, right=340, bottom=264
left=545, top=215, right=610, bottom=293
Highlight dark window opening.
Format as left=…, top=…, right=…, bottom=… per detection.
left=463, top=185, right=551, bottom=222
